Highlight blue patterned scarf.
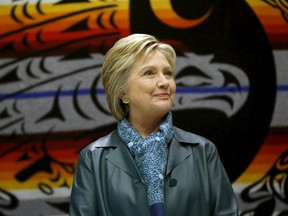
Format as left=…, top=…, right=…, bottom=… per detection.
left=117, top=112, right=174, bottom=216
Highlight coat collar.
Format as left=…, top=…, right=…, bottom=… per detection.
left=99, top=127, right=199, bottom=181
left=166, top=127, right=199, bottom=175
left=102, top=131, right=142, bottom=181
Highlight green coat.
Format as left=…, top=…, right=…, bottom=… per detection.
left=69, top=126, right=238, bottom=216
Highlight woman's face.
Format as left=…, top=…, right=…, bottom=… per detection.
left=127, top=50, right=176, bottom=119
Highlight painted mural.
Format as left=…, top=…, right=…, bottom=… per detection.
left=0, top=0, right=287, bottom=215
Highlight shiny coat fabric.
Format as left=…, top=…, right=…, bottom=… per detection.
left=69, top=126, right=238, bottom=216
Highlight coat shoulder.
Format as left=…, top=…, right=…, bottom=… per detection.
left=80, top=130, right=119, bottom=155
left=173, top=126, right=220, bottom=162
left=173, top=126, right=214, bottom=146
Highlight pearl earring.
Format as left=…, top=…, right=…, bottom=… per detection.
left=122, top=95, right=129, bottom=104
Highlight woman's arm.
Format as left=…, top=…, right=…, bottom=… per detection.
left=207, top=144, right=239, bottom=216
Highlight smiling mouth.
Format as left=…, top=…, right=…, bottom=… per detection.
left=155, top=93, right=170, bottom=98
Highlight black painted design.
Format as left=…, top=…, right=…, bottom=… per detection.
left=240, top=151, right=288, bottom=215
left=263, top=0, right=288, bottom=23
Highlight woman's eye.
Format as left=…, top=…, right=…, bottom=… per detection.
left=165, top=71, right=174, bottom=77
left=144, top=70, right=153, bottom=76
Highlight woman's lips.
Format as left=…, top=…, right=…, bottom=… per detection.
left=155, top=93, right=170, bottom=98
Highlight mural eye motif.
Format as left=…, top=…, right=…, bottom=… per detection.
left=173, top=53, right=249, bottom=117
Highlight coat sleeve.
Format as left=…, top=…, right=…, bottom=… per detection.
left=69, top=150, right=98, bottom=216
left=206, top=143, right=239, bottom=216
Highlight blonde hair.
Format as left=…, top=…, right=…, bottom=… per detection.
left=101, top=33, right=176, bottom=120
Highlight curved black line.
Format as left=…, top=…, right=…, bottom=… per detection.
left=73, top=82, right=92, bottom=120
left=38, top=182, right=53, bottom=195
left=36, top=0, right=45, bottom=15
left=36, top=29, right=46, bottom=44
left=32, top=142, right=39, bottom=154
left=26, top=60, right=39, bottom=78
left=178, top=96, right=183, bottom=105
left=59, top=180, right=70, bottom=188
left=91, top=74, right=111, bottom=115
left=11, top=5, right=23, bottom=24
left=36, top=85, right=66, bottom=123
left=98, top=40, right=107, bottom=55
left=52, top=160, right=75, bottom=174
left=41, top=127, right=55, bottom=156
left=110, top=10, right=118, bottom=29
left=281, top=11, right=288, bottom=23
left=1, top=5, right=117, bottom=38
left=49, top=171, right=61, bottom=182
left=220, top=69, right=241, bottom=90
left=278, top=1, right=288, bottom=11
left=0, top=117, right=24, bottom=131
left=97, top=12, right=106, bottom=29
left=0, top=31, right=120, bottom=71
left=263, top=0, right=278, bottom=8
left=12, top=101, right=20, bottom=114
left=39, top=57, right=53, bottom=74
left=22, top=34, right=30, bottom=48
left=20, top=122, right=26, bottom=134
left=0, top=188, right=19, bottom=209
left=23, top=2, right=35, bottom=20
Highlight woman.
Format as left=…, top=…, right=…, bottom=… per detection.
left=69, top=33, right=238, bottom=216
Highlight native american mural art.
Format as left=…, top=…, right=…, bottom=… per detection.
left=0, top=0, right=287, bottom=215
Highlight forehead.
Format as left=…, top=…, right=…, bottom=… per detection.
left=135, top=50, right=170, bottom=67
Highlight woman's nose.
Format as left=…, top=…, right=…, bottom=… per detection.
left=157, top=74, right=169, bottom=88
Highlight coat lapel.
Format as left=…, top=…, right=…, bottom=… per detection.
left=104, top=131, right=142, bottom=181
left=166, top=127, right=199, bottom=176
